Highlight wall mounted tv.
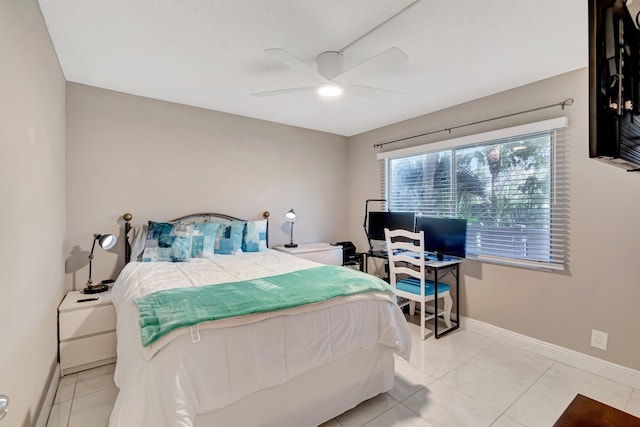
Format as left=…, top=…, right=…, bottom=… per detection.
left=415, top=216, right=468, bottom=258
left=367, top=211, right=416, bottom=241
left=589, top=0, right=640, bottom=170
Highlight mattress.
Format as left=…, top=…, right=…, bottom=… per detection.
left=109, top=250, right=411, bottom=427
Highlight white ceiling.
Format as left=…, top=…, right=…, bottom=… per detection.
left=38, top=0, right=587, bottom=137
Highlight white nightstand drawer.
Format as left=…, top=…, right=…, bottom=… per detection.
left=59, top=304, right=116, bottom=340
left=296, top=249, right=342, bottom=265
left=59, top=332, right=117, bottom=370
left=273, top=243, right=343, bottom=265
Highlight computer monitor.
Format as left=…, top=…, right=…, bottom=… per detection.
left=367, top=211, right=416, bottom=241
left=415, top=216, right=467, bottom=258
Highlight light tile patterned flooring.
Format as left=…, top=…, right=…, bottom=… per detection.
left=47, top=320, right=640, bottom=427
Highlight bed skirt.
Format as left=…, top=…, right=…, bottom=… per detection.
left=194, top=344, right=395, bottom=427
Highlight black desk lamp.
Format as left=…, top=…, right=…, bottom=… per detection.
left=363, top=199, right=386, bottom=252
left=84, top=233, right=117, bottom=294
left=284, top=208, right=297, bottom=248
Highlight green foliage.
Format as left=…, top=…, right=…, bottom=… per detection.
left=391, top=132, right=552, bottom=229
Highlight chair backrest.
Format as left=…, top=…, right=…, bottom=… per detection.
left=384, top=228, right=425, bottom=297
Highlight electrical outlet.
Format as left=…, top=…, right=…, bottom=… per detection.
left=591, top=329, right=608, bottom=350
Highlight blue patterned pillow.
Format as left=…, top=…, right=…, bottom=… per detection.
left=215, top=221, right=245, bottom=254
left=242, top=219, right=268, bottom=252
left=142, top=221, right=193, bottom=262
left=190, top=222, right=220, bottom=258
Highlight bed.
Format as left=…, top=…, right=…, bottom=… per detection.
left=109, top=212, right=412, bottom=427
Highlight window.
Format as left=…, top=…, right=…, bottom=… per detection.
left=379, top=118, right=568, bottom=270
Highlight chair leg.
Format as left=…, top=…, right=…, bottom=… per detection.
left=409, top=300, right=416, bottom=316
left=442, top=291, right=453, bottom=328
left=420, top=300, right=425, bottom=340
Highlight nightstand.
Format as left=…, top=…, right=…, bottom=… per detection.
left=58, top=288, right=117, bottom=376
left=273, top=242, right=343, bottom=265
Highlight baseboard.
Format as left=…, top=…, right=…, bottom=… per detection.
left=462, top=316, right=640, bottom=389
left=34, top=363, right=60, bottom=427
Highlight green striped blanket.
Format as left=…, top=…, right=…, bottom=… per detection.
left=134, top=265, right=393, bottom=347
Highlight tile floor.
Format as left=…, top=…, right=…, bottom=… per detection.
left=47, top=321, right=640, bottom=427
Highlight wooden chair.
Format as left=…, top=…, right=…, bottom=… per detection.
left=384, top=228, right=453, bottom=340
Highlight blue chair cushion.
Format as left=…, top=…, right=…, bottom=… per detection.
left=396, top=277, right=451, bottom=296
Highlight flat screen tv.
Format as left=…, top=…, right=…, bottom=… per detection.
left=415, top=216, right=468, bottom=258
left=367, top=211, right=416, bottom=241
left=589, top=0, right=640, bottom=170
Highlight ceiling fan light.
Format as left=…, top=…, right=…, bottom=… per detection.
left=318, top=84, right=343, bottom=97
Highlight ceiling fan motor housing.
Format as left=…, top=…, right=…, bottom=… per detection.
left=317, top=51, right=344, bottom=80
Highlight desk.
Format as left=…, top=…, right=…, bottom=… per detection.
left=364, top=250, right=461, bottom=339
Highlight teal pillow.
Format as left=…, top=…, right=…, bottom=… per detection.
left=142, top=221, right=193, bottom=262
left=215, top=221, right=245, bottom=254
left=190, top=222, right=221, bottom=258
left=242, top=219, right=268, bottom=252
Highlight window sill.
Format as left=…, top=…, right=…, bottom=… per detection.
left=469, top=254, right=565, bottom=272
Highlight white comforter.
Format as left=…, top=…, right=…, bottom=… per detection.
left=109, top=250, right=411, bottom=427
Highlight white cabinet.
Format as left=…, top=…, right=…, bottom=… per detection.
left=273, top=242, right=343, bottom=265
left=58, top=289, right=117, bottom=376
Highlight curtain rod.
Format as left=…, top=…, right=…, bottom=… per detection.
left=373, top=98, right=574, bottom=149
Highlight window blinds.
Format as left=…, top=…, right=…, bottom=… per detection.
left=378, top=117, right=569, bottom=270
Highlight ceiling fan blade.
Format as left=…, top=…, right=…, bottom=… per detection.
left=346, top=84, right=405, bottom=96
left=250, top=86, right=317, bottom=97
left=264, top=48, right=329, bottom=85
left=334, top=47, right=408, bottom=84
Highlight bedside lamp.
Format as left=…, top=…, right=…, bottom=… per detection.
left=84, top=233, right=117, bottom=294
left=284, top=208, right=297, bottom=248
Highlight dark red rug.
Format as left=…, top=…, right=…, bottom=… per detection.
left=553, top=394, right=640, bottom=427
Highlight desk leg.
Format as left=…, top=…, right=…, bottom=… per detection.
left=434, top=269, right=439, bottom=338
left=435, top=263, right=460, bottom=339
left=455, top=263, right=459, bottom=330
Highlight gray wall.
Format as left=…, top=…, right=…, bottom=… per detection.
left=346, top=68, right=640, bottom=371
left=0, top=1, right=66, bottom=425
left=65, top=83, right=349, bottom=290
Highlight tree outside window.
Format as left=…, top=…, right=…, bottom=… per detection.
left=387, top=131, right=556, bottom=264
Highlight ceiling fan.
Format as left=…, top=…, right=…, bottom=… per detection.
left=251, top=47, right=409, bottom=98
